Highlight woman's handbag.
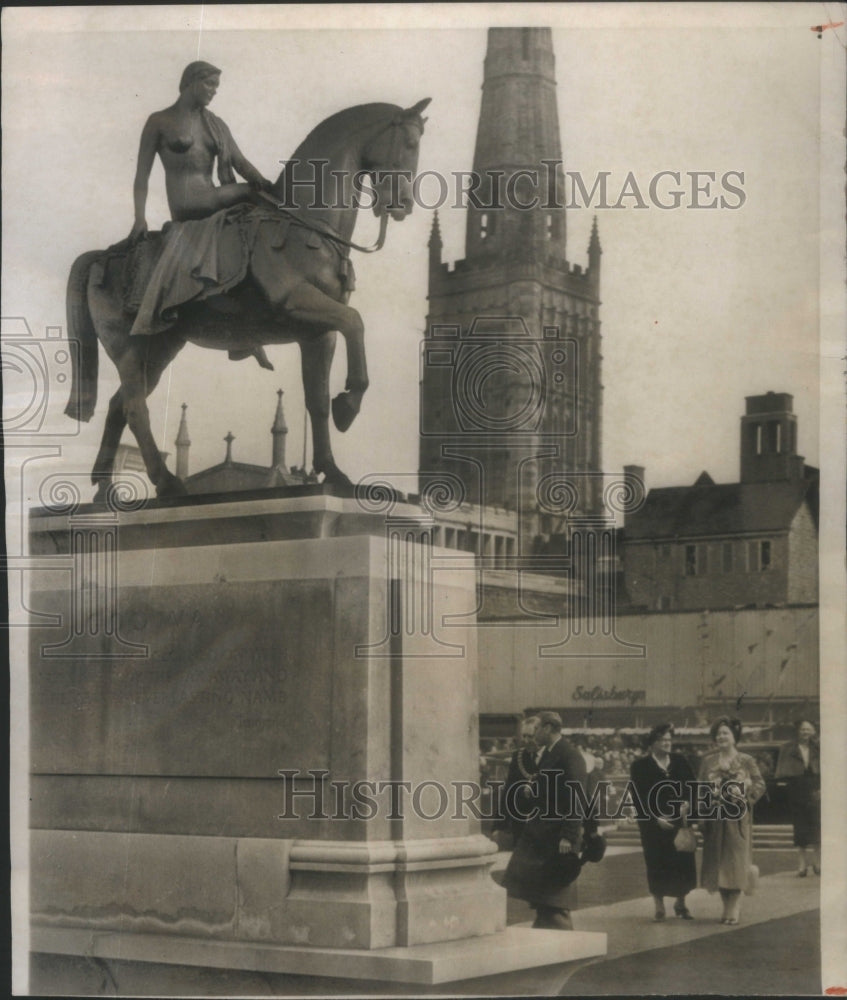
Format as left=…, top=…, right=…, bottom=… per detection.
left=745, top=862, right=760, bottom=896
left=673, top=816, right=697, bottom=853
left=580, top=831, right=607, bottom=864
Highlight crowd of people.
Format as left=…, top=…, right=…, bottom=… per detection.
left=482, top=730, right=669, bottom=785
left=483, top=715, right=821, bottom=931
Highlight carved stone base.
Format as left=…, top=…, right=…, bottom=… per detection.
left=28, top=496, right=509, bottom=968
left=31, top=923, right=608, bottom=987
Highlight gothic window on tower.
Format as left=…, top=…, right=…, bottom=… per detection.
left=480, top=213, right=488, bottom=240
left=722, top=541, right=733, bottom=573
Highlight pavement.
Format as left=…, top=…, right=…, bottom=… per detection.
left=30, top=847, right=821, bottom=996
left=488, top=846, right=821, bottom=996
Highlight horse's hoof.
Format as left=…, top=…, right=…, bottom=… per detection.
left=92, top=483, right=111, bottom=505
left=156, top=475, right=188, bottom=499
left=332, top=392, right=359, bottom=433
left=318, top=465, right=354, bottom=491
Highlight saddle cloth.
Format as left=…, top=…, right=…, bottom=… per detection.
left=95, top=205, right=358, bottom=340
left=92, top=205, right=356, bottom=338
left=125, top=205, right=272, bottom=337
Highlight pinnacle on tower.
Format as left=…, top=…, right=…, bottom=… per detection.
left=428, top=210, right=443, bottom=278
left=588, top=216, right=602, bottom=257
left=588, top=216, right=602, bottom=291
left=224, top=431, right=235, bottom=465
left=175, top=402, right=191, bottom=479
left=428, top=210, right=443, bottom=251
left=271, top=389, right=288, bottom=434
left=271, top=389, right=288, bottom=469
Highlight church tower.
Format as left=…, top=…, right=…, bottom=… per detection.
left=419, top=28, right=603, bottom=547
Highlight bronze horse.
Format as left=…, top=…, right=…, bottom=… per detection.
left=65, top=99, right=430, bottom=499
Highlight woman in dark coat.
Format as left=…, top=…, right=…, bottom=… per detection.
left=775, top=719, right=821, bottom=876
left=630, top=723, right=697, bottom=921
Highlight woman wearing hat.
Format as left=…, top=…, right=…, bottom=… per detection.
left=630, top=723, right=698, bottom=922
left=775, top=720, right=821, bottom=877
left=129, top=61, right=272, bottom=242
left=698, top=716, right=765, bottom=925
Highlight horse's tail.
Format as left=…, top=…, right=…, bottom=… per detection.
left=65, top=250, right=101, bottom=422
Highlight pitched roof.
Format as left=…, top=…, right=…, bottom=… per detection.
left=625, top=479, right=813, bottom=541
left=186, top=461, right=311, bottom=494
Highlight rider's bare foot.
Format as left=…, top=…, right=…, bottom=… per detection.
left=228, top=347, right=274, bottom=370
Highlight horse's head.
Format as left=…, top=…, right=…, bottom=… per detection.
left=363, top=98, right=431, bottom=221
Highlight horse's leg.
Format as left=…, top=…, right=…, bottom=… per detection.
left=280, top=283, right=368, bottom=433
left=299, top=330, right=352, bottom=488
left=92, top=333, right=187, bottom=501
left=91, top=389, right=127, bottom=502
left=116, top=337, right=187, bottom=498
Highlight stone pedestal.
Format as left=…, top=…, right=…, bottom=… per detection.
left=28, top=490, right=605, bottom=985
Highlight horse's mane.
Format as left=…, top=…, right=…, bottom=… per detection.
left=291, top=102, right=402, bottom=160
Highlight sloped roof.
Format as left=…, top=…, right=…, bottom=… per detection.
left=625, top=478, right=813, bottom=541
left=186, top=462, right=311, bottom=494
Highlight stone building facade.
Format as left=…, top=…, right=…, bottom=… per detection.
left=621, top=393, right=818, bottom=612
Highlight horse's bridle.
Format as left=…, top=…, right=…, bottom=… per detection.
left=256, top=111, right=423, bottom=255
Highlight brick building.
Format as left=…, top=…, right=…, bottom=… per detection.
left=621, top=392, right=818, bottom=612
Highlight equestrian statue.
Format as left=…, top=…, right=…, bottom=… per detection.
left=64, top=60, right=430, bottom=499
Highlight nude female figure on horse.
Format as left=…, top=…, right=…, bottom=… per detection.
left=130, top=60, right=273, bottom=239
left=128, top=60, right=276, bottom=369
left=65, top=74, right=430, bottom=501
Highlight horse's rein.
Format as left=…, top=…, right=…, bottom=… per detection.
left=256, top=111, right=423, bottom=255
left=255, top=190, right=389, bottom=254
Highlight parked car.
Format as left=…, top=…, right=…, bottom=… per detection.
left=736, top=740, right=792, bottom=824
left=675, top=738, right=791, bottom=824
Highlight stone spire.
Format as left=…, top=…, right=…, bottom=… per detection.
left=271, top=389, right=288, bottom=469
left=419, top=28, right=605, bottom=526
left=465, top=28, right=566, bottom=261
left=588, top=215, right=602, bottom=292
left=428, top=210, right=443, bottom=279
left=175, top=403, right=191, bottom=479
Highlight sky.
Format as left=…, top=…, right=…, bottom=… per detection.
left=2, top=3, right=840, bottom=498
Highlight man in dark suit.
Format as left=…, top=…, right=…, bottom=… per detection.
left=503, top=711, right=589, bottom=930
left=493, top=715, right=540, bottom=848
